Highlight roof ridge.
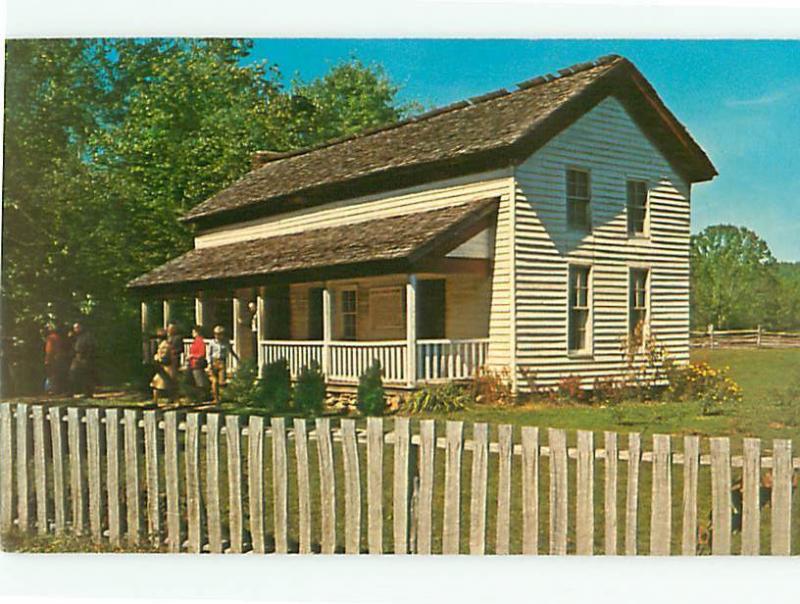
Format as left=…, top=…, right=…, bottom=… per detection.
left=251, top=54, right=624, bottom=167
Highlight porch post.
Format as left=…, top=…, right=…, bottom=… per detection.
left=194, top=296, right=206, bottom=329
left=322, top=286, right=333, bottom=377
left=141, top=301, right=151, bottom=363
left=232, top=296, right=244, bottom=361
left=256, top=289, right=266, bottom=373
left=406, top=275, right=418, bottom=387
left=162, top=300, right=171, bottom=330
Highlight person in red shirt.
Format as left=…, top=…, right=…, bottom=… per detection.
left=187, top=325, right=209, bottom=400
left=44, top=324, right=69, bottom=395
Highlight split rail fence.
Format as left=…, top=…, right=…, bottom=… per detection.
left=0, top=401, right=797, bottom=555
left=691, top=326, right=800, bottom=349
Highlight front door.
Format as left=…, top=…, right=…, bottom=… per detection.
left=417, top=279, right=446, bottom=339
left=264, top=285, right=291, bottom=340
left=308, top=287, right=324, bottom=340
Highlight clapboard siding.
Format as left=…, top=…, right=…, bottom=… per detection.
left=195, top=171, right=511, bottom=247
left=201, top=171, right=514, bottom=371
left=513, top=96, right=691, bottom=389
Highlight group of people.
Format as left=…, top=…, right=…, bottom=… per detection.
left=43, top=321, right=97, bottom=398
left=149, top=323, right=238, bottom=406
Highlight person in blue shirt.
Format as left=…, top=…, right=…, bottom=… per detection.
left=208, top=325, right=238, bottom=404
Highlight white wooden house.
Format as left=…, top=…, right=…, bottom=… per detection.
left=128, top=55, right=716, bottom=392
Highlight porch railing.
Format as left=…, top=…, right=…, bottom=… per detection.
left=329, top=341, right=407, bottom=383
left=416, top=338, right=489, bottom=381
left=259, top=340, right=324, bottom=379
left=258, top=338, right=489, bottom=385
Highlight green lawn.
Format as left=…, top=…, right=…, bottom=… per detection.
left=414, top=348, right=800, bottom=444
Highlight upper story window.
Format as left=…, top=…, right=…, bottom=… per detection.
left=629, top=268, right=649, bottom=346
left=566, top=169, right=591, bottom=231
left=568, top=265, right=591, bottom=353
left=627, top=180, right=649, bottom=237
left=339, top=288, right=358, bottom=340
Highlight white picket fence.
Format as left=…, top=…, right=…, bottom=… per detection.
left=1, top=401, right=797, bottom=555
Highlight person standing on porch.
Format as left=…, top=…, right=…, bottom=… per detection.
left=248, top=301, right=258, bottom=360
left=187, top=325, right=209, bottom=400
left=69, top=321, right=97, bottom=398
left=208, top=325, right=238, bottom=404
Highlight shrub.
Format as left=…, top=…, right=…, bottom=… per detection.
left=556, top=375, right=586, bottom=402
left=666, top=361, right=743, bottom=415
left=221, top=358, right=259, bottom=406
left=293, top=361, right=326, bottom=416
left=619, top=329, right=670, bottom=394
left=357, top=360, right=385, bottom=416
left=591, top=375, right=630, bottom=405
left=254, top=358, right=292, bottom=412
left=404, top=382, right=471, bottom=414
left=471, top=366, right=514, bottom=405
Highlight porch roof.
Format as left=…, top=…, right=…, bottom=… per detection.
left=127, top=197, right=497, bottom=295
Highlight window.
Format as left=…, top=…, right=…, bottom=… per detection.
left=627, top=180, right=648, bottom=237
left=369, top=287, right=404, bottom=333
left=629, top=268, right=649, bottom=345
left=340, top=289, right=358, bottom=340
left=568, top=265, right=591, bottom=352
left=567, top=169, right=591, bottom=231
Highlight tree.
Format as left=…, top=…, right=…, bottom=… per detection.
left=2, top=38, right=417, bottom=395
left=267, top=58, right=422, bottom=149
left=690, top=225, right=779, bottom=330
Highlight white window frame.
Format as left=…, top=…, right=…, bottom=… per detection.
left=338, top=287, right=358, bottom=341
left=627, top=266, right=651, bottom=349
left=567, top=263, right=593, bottom=356
left=566, top=167, right=592, bottom=233
left=626, top=179, right=650, bottom=239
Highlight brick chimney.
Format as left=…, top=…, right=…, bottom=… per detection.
left=251, top=150, right=287, bottom=170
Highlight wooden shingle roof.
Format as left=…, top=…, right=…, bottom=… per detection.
left=183, top=55, right=716, bottom=229
left=128, top=197, right=498, bottom=292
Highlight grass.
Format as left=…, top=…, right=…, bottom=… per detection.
left=413, top=348, right=800, bottom=444
left=1, top=531, right=164, bottom=553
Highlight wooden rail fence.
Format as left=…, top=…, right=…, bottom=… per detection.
left=691, top=326, right=800, bottom=349
left=0, top=401, right=797, bottom=555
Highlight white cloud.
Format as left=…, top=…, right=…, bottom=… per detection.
left=725, top=90, right=789, bottom=107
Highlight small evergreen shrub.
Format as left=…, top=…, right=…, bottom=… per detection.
left=293, top=361, right=326, bottom=416
left=254, top=358, right=292, bottom=412
left=221, top=358, right=259, bottom=406
left=357, top=360, right=385, bottom=416
left=404, top=382, right=471, bottom=414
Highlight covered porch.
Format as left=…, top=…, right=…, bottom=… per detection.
left=130, top=198, right=498, bottom=388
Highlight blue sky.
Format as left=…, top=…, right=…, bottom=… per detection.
left=247, top=40, right=800, bottom=261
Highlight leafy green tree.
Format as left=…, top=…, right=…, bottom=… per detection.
left=268, top=58, right=421, bottom=149
left=2, top=39, right=115, bottom=391
left=2, top=38, right=416, bottom=395
left=690, top=225, right=779, bottom=329
left=775, top=262, right=800, bottom=330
